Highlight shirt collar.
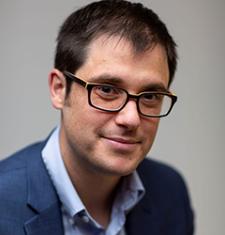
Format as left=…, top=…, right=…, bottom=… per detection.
left=42, top=127, right=145, bottom=219
left=42, top=127, right=84, bottom=217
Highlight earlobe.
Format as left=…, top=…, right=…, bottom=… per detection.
left=48, top=69, right=66, bottom=109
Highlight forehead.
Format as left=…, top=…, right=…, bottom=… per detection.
left=76, top=35, right=169, bottom=91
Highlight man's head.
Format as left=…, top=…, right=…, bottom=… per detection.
left=49, top=0, right=177, bottom=177
left=54, top=0, right=177, bottom=95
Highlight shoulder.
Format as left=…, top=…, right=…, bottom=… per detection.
left=0, top=139, right=62, bottom=235
left=0, top=141, right=46, bottom=172
left=128, top=159, right=194, bottom=234
left=0, top=141, right=46, bottom=198
left=0, top=141, right=47, bottom=214
left=138, top=158, right=187, bottom=185
left=137, top=158, right=191, bottom=202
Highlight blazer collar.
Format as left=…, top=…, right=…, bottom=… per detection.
left=125, top=188, right=154, bottom=235
left=26, top=141, right=58, bottom=211
left=125, top=161, right=158, bottom=235
left=24, top=141, right=64, bottom=235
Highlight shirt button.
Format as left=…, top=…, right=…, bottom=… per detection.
left=69, top=218, right=75, bottom=225
left=81, top=215, right=90, bottom=223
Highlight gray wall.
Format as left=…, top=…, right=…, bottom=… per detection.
left=0, top=0, right=224, bottom=234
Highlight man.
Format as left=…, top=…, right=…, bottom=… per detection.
left=0, top=0, right=194, bottom=234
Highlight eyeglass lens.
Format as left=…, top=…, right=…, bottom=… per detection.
left=89, top=85, right=172, bottom=117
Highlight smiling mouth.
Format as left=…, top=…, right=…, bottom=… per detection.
left=102, top=136, right=141, bottom=152
left=104, top=137, right=141, bottom=144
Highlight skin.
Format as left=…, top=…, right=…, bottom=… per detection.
left=49, top=35, right=169, bottom=227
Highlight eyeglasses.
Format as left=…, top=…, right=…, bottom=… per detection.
left=63, top=71, right=177, bottom=118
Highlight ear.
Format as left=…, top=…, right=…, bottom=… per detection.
left=48, top=69, right=66, bottom=110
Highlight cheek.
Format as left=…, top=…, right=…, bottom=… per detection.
left=143, top=119, right=160, bottom=145
left=65, top=103, right=107, bottom=140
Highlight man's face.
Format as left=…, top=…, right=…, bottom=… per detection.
left=54, top=35, right=169, bottom=177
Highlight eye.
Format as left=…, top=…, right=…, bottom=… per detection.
left=142, top=93, right=159, bottom=100
left=98, top=85, right=116, bottom=94
left=93, top=85, right=122, bottom=100
left=140, top=93, right=163, bottom=106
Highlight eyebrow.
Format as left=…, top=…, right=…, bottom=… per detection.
left=140, top=83, right=169, bottom=92
left=89, top=74, right=169, bottom=92
left=88, top=74, right=124, bottom=85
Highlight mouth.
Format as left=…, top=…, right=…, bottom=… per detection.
left=102, top=136, right=142, bottom=152
left=105, top=137, right=141, bottom=144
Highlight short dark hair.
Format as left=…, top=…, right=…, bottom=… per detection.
left=55, top=0, right=177, bottom=93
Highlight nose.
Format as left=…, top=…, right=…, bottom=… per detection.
left=114, top=100, right=141, bottom=130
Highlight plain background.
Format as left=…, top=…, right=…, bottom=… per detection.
left=0, top=0, right=224, bottom=234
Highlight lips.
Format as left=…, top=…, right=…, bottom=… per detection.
left=101, top=135, right=142, bottom=152
left=104, top=136, right=141, bottom=144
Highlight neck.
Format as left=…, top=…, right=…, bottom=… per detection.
left=66, top=158, right=122, bottom=227
left=60, top=130, right=122, bottom=227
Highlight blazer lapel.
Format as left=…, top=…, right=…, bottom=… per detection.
left=24, top=204, right=63, bottom=235
left=23, top=143, right=64, bottom=235
left=125, top=193, right=155, bottom=235
left=125, top=161, right=164, bottom=235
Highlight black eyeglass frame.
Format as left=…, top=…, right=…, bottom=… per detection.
left=63, top=71, right=177, bottom=118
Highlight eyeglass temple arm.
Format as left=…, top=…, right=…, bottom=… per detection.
left=63, top=71, right=87, bottom=87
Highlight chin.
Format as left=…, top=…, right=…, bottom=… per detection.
left=102, top=158, right=141, bottom=177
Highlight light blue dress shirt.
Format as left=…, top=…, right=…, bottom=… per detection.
left=42, top=127, right=145, bottom=235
